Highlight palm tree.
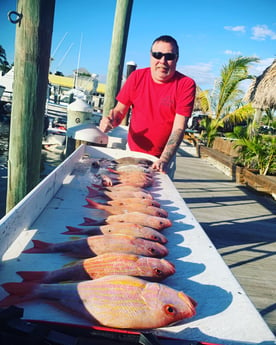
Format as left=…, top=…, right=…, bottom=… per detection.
left=198, top=56, right=259, bottom=146
left=214, top=56, right=259, bottom=119
left=0, top=45, right=11, bottom=74
left=199, top=57, right=259, bottom=118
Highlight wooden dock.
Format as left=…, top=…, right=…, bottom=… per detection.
left=174, top=142, right=276, bottom=335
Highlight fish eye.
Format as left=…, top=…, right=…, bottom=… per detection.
left=149, top=248, right=156, bottom=254
left=152, top=235, right=160, bottom=241
left=153, top=268, right=163, bottom=276
left=164, top=304, right=176, bottom=316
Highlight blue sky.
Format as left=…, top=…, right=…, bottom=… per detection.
left=1, top=0, right=276, bottom=90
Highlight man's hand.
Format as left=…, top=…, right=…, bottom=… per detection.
left=99, top=110, right=114, bottom=133
left=152, top=159, right=168, bottom=174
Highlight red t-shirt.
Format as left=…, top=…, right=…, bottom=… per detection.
left=117, top=67, right=196, bottom=157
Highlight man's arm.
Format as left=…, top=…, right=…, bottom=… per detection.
left=99, top=102, right=129, bottom=133
left=152, top=114, right=189, bottom=173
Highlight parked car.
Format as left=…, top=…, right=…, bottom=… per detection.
left=187, top=114, right=208, bottom=132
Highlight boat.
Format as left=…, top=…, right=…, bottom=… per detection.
left=0, top=143, right=274, bottom=345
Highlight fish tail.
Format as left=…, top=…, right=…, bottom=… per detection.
left=79, top=217, right=103, bottom=226
left=17, top=271, right=46, bottom=282
left=91, top=184, right=107, bottom=190
left=62, top=226, right=83, bottom=234
left=85, top=198, right=104, bottom=210
left=83, top=203, right=93, bottom=209
left=22, top=240, right=52, bottom=253
left=107, top=168, right=118, bottom=174
left=86, top=186, right=103, bottom=198
left=63, top=226, right=101, bottom=235
left=0, top=282, right=38, bottom=307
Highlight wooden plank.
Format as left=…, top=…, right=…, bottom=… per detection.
left=174, top=145, right=276, bottom=336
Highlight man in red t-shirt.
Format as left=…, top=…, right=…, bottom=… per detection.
left=100, top=35, right=196, bottom=178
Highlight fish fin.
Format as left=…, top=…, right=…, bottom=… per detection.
left=91, top=183, right=105, bottom=190
left=0, top=282, right=37, bottom=307
left=83, top=203, right=93, bottom=209
left=188, top=295, right=198, bottom=307
left=86, top=186, right=101, bottom=198
left=22, top=240, right=51, bottom=253
left=17, top=271, right=46, bottom=282
left=85, top=198, right=102, bottom=210
left=79, top=217, right=103, bottom=226
left=62, top=226, right=82, bottom=234
left=107, top=168, right=118, bottom=174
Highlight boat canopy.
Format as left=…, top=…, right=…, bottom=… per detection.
left=48, top=74, right=105, bottom=94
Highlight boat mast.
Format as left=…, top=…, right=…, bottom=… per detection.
left=74, top=33, right=83, bottom=90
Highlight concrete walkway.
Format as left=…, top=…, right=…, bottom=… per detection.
left=173, top=141, right=276, bottom=335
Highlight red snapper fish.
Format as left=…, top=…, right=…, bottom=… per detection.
left=81, top=212, right=172, bottom=230
left=91, top=184, right=150, bottom=193
left=17, top=253, right=175, bottom=283
left=115, top=156, right=153, bottom=167
left=22, top=234, right=168, bottom=258
left=0, top=275, right=196, bottom=329
left=117, top=165, right=152, bottom=173
left=86, top=186, right=153, bottom=200
left=91, top=157, right=153, bottom=171
left=106, top=197, right=161, bottom=208
left=84, top=198, right=168, bottom=218
left=63, top=222, right=168, bottom=244
left=100, top=171, right=153, bottom=188
left=116, top=168, right=153, bottom=178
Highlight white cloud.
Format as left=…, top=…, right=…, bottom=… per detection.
left=224, top=50, right=242, bottom=55
left=224, top=25, right=246, bottom=33
left=179, top=58, right=275, bottom=91
left=251, top=25, right=276, bottom=40
left=179, top=63, right=216, bottom=89
left=240, top=58, right=274, bottom=92
left=249, top=57, right=275, bottom=76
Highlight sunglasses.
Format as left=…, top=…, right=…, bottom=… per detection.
left=151, top=51, right=177, bottom=61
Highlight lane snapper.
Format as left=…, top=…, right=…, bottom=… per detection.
left=22, top=234, right=168, bottom=258
left=17, top=253, right=175, bottom=283
left=87, top=186, right=153, bottom=200
left=84, top=198, right=168, bottom=218
left=91, top=184, right=150, bottom=193
left=81, top=212, right=172, bottom=230
left=0, top=275, right=196, bottom=329
left=100, top=171, right=153, bottom=188
left=63, top=222, right=168, bottom=244
left=106, top=197, right=161, bottom=208
left=115, top=156, right=153, bottom=166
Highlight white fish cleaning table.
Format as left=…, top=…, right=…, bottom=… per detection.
left=0, top=144, right=275, bottom=345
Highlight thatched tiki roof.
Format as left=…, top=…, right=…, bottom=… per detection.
left=244, top=59, right=276, bottom=110
left=193, top=85, right=203, bottom=111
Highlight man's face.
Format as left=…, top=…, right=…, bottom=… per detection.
left=150, top=41, right=178, bottom=83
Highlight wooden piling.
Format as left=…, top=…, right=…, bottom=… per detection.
left=103, top=0, right=133, bottom=117
left=6, top=0, right=55, bottom=213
